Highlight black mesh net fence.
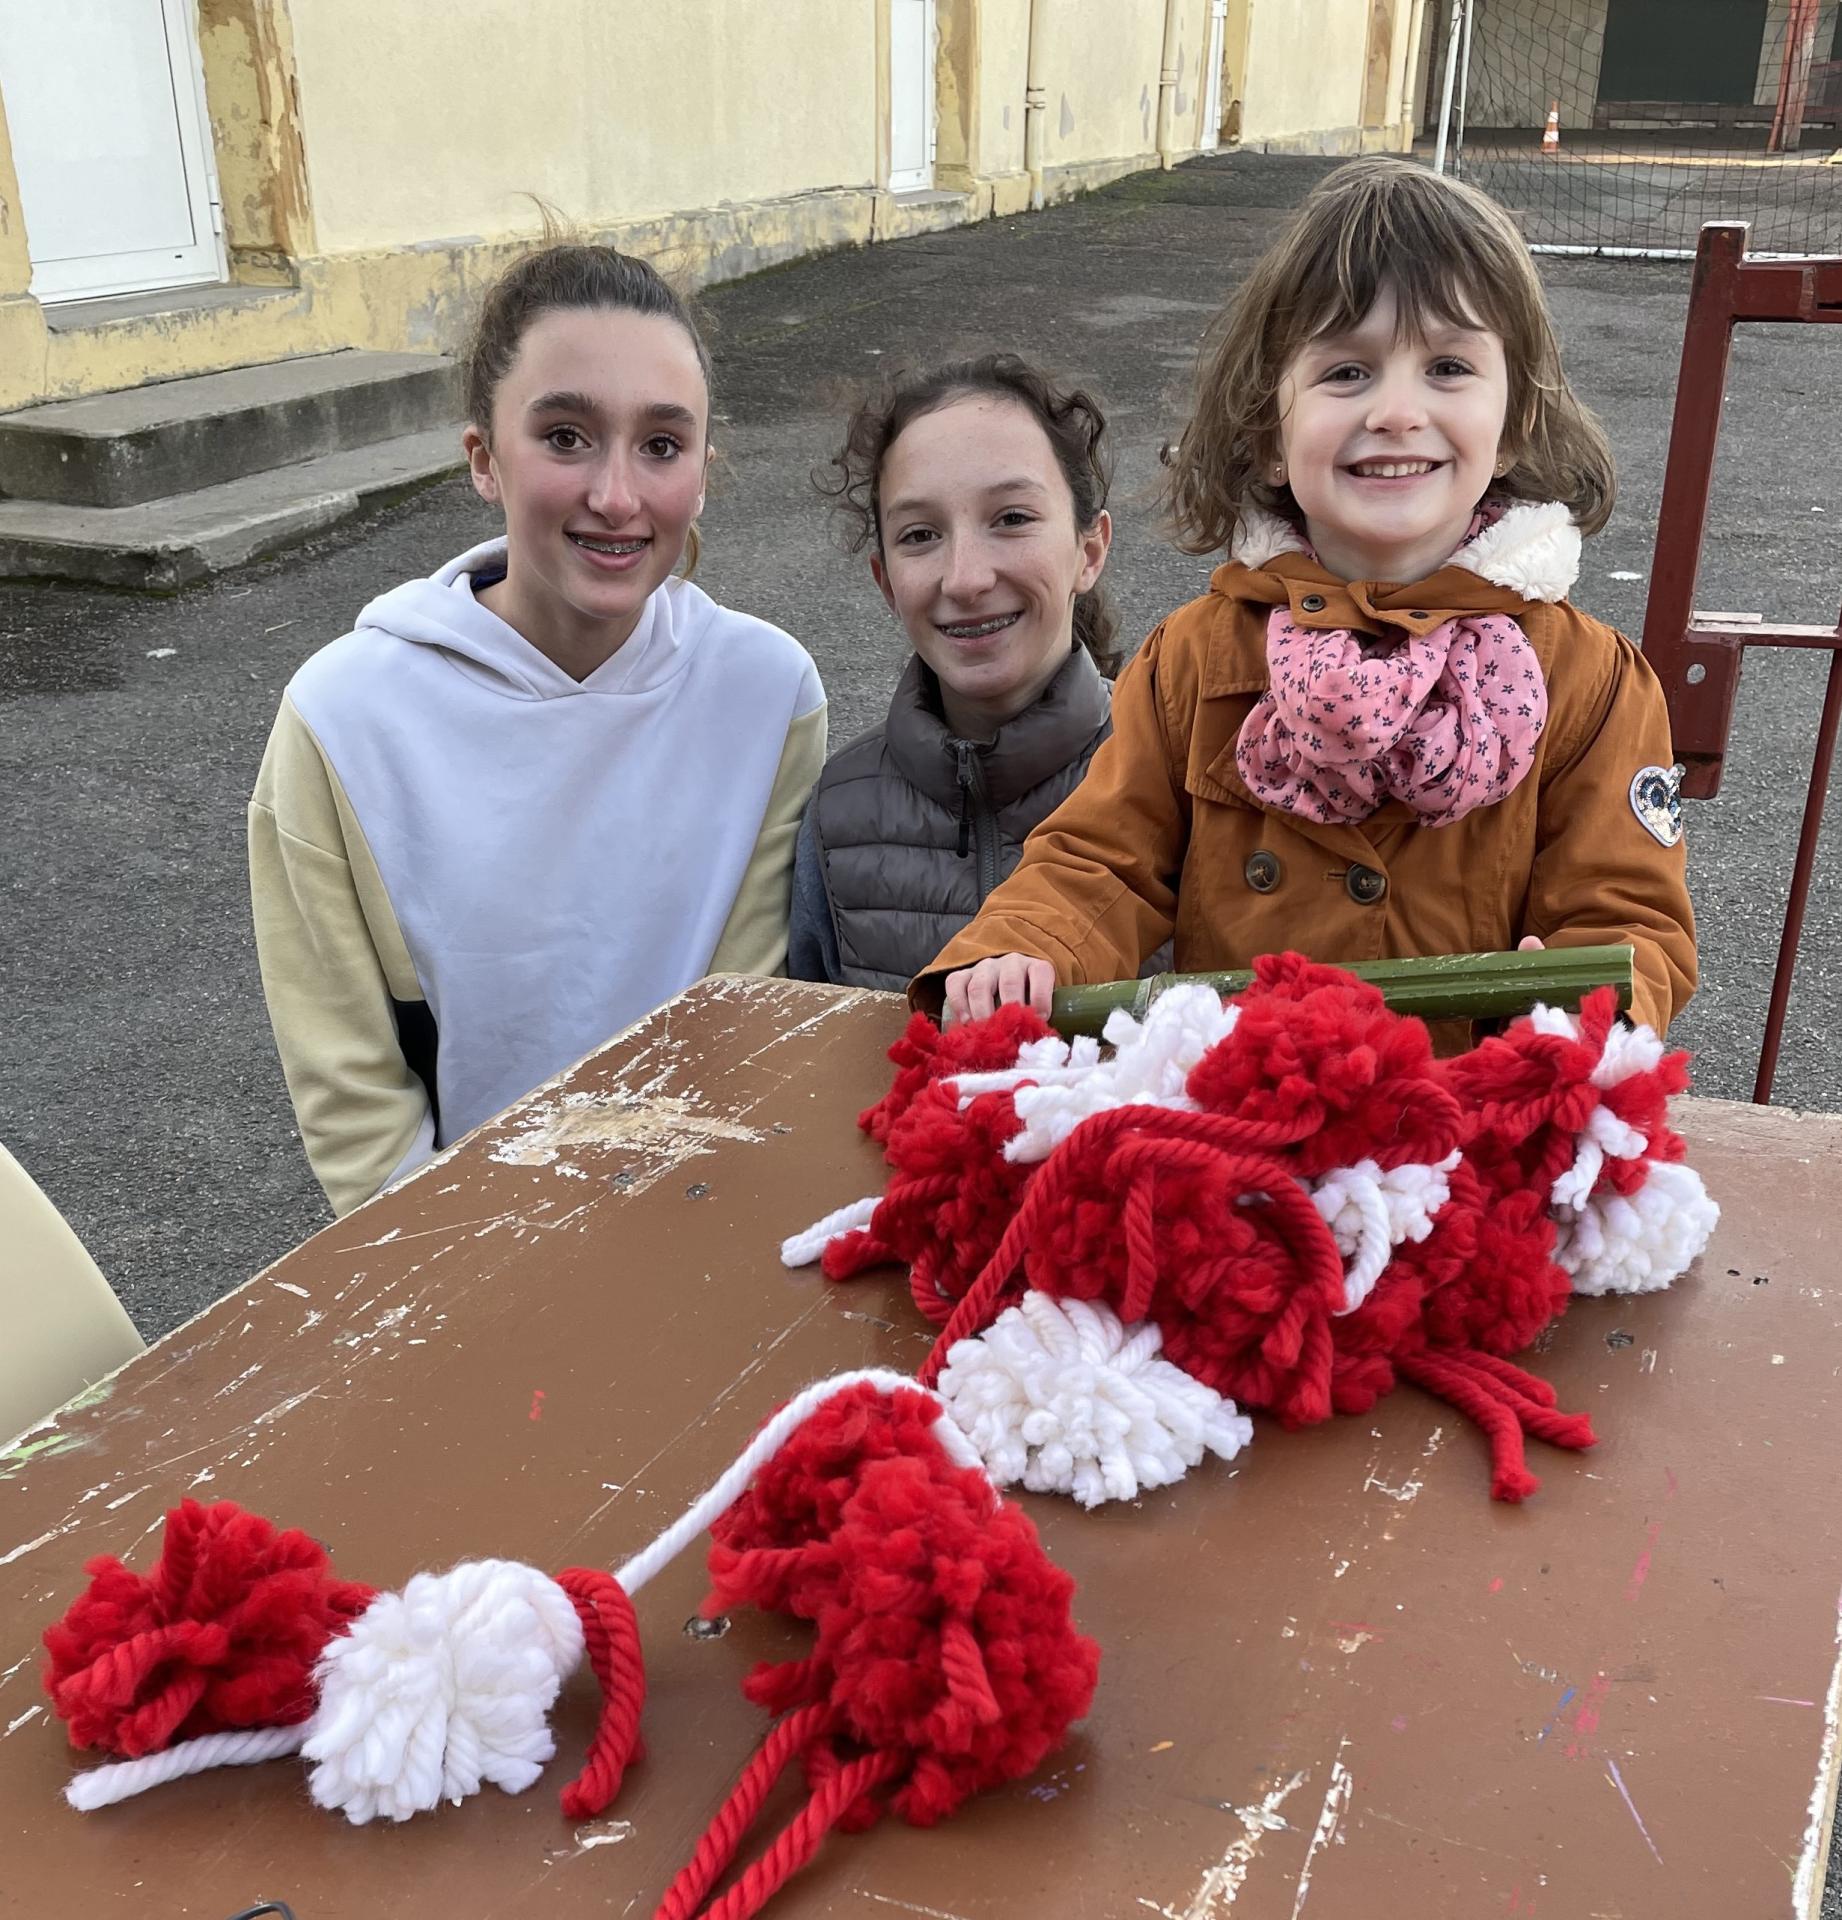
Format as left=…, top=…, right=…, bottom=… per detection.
left=1426, top=0, right=1842, bottom=254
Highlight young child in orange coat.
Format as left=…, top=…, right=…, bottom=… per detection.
left=923, top=158, right=1694, bottom=1038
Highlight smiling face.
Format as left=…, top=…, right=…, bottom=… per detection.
left=869, top=394, right=1111, bottom=741
left=463, top=306, right=710, bottom=674
left=1275, top=285, right=1511, bottom=586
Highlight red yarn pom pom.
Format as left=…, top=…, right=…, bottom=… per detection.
left=707, top=1383, right=1098, bottom=1824
left=43, top=1499, right=374, bottom=1759
left=856, top=1006, right=1052, bottom=1148
left=1187, top=953, right=1465, bottom=1177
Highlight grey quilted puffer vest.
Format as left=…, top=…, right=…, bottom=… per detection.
left=811, top=648, right=1113, bottom=990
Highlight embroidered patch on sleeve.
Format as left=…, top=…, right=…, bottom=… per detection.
left=1629, top=764, right=1685, bottom=847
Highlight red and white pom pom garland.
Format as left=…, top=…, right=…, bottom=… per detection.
left=786, top=955, right=1719, bottom=1505
left=43, top=1372, right=1098, bottom=1920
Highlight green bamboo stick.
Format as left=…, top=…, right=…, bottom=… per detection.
left=1049, top=945, right=1635, bottom=1039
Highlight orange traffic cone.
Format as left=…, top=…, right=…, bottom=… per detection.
left=1541, top=101, right=1561, bottom=156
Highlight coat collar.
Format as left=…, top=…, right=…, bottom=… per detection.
left=1226, top=498, right=1581, bottom=603
left=882, top=647, right=1111, bottom=809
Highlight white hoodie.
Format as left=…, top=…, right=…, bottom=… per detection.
left=249, top=537, right=825, bottom=1216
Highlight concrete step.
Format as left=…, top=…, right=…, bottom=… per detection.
left=0, top=426, right=466, bottom=591
left=0, top=351, right=461, bottom=509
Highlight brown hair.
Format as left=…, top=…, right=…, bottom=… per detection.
left=817, top=353, right=1123, bottom=675
left=464, top=228, right=713, bottom=574
left=1162, top=155, right=1616, bottom=555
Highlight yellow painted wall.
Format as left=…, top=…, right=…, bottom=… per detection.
left=1241, top=0, right=1372, bottom=143
left=976, top=0, right=1031, bottom=179
left=0, top=0, right=1436, bottom=411
left=285, top=0, right=881, bottom=256
left=1038, top=0, right=1167, bottom=167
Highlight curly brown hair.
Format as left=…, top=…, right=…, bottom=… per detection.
left=1162, top=156, right=1616, bottom=556
left=816, top=353, right=1123, bottom=675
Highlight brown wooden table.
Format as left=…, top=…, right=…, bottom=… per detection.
left=4, top=977, right=1841, bottom=1919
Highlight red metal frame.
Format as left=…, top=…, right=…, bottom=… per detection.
left=1643, top=221, right=1842, bottom=1102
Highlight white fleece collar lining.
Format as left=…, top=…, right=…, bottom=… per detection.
left=1229, top=499, right=1581, bottom=603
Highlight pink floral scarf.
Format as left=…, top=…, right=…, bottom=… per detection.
left=1235, top=606, right=1548, bottom=827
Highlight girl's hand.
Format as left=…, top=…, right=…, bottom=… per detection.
left=943, top=954, right=1057, bottom=1026
left=1518, top=936, right=1546, bottom=951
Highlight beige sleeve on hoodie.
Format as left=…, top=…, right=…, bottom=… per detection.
left=706, top=700, right=827, bottom=977
left=249, top=697, right=435, bottom=1218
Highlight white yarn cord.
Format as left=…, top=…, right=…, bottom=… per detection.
left=65, top=1724, right=307, bottom=1812
left=1311, top=1153, right=1458, bottom=1314
left=935, top=1294, right=1252, bottom=1508
left=779, top=1195, right=880, bottom=1269
left=612, top=1368, right=985, bottom=1598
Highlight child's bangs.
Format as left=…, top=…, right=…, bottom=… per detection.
left=1289, top=178, right=1525, bottom=357
left=1300, top=247, right=1508, bottom=352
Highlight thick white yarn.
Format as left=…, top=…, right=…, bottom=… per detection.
left=947, top=984, right=1240, bottom=1165
left=1554, top=1159, right=1720, bottom=1296
left=935, top=1293, right=1252, bottom=1507
left=303, top=1559, right=585, bottom=1824
left=1526, top=1005, right=1719, bottom=1294
left=64, top=1725, right=308, bottom=1812
left=779, top=1194, right=879, bottom=1269
left=1310, top=1153, right=1460, bottom=1313
left=66, top=1371, right=983, bottom=1818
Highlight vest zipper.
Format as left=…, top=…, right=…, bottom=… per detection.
left=953, top=739, right=1002, bottom=902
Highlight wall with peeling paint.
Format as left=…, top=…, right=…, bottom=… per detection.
left=285, top=0, right=880, bottom=256
left=1241, top=0, right=1410, bottom=149
left=0, top=0, right=1432, bottom=412
left=1039, top=0, right=1168, bottom=169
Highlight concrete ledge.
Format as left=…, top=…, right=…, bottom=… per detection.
left=0, top=425, right=464, bottom=591
left=0, top=352, right=460, bottom=508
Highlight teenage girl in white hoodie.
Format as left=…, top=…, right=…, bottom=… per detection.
left=249, top=246, right=826, bottom=1216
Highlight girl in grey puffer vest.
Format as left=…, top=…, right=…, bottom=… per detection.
left=789, top=354, right=1139, bottom=992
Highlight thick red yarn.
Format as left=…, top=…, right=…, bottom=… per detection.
left=656, top=1382, right=1099, bottom=1920
left=855, top=1007, right=1052, bottom=1149
left=45, top=1500, right=649, bottom=1820
left=553, top=1566, right=647, bottom=1818
left=1442, top=986, right=1692, bottom=1203
left=1187, top=953, right=1467, bottom=1176
left=42, top=1498, right=374, bottom=1758
left=824, top=1008, right=1055, bottom=1321
left=825, top=960, right=1627, bottom=1501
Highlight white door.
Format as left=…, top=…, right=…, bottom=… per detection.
left=888, top=0, right=937, bottom=192
left=1201, top=0, right=1228, bottom=151
left=0, top=0, right=224, bottom=304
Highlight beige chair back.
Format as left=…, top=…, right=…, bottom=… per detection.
left=0, top=1143, right=143, bottom=1443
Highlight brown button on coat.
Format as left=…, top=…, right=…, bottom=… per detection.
left=916, top=512, right=1696, bottom=1038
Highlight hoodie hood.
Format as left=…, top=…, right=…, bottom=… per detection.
left=353, top=535, right=708, bottom=699
left=1227, top=499, right=1581, bottom=604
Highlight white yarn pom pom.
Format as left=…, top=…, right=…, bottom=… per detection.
left=780, top=1194, right=880, bottom=1268
left=935, top=1292, right=1252, bottom=1507
left=303, top=1560, right=583, bottom=1824
left=1554, top=1158, right=1720, bottom=1296
left=947, top=984, right=1240, bottom=1166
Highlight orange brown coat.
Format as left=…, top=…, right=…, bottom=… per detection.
left=916, top=518, right=1695, bottom=1037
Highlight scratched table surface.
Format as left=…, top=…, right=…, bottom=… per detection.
left=4, top=977, right=1841, bottom=1920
